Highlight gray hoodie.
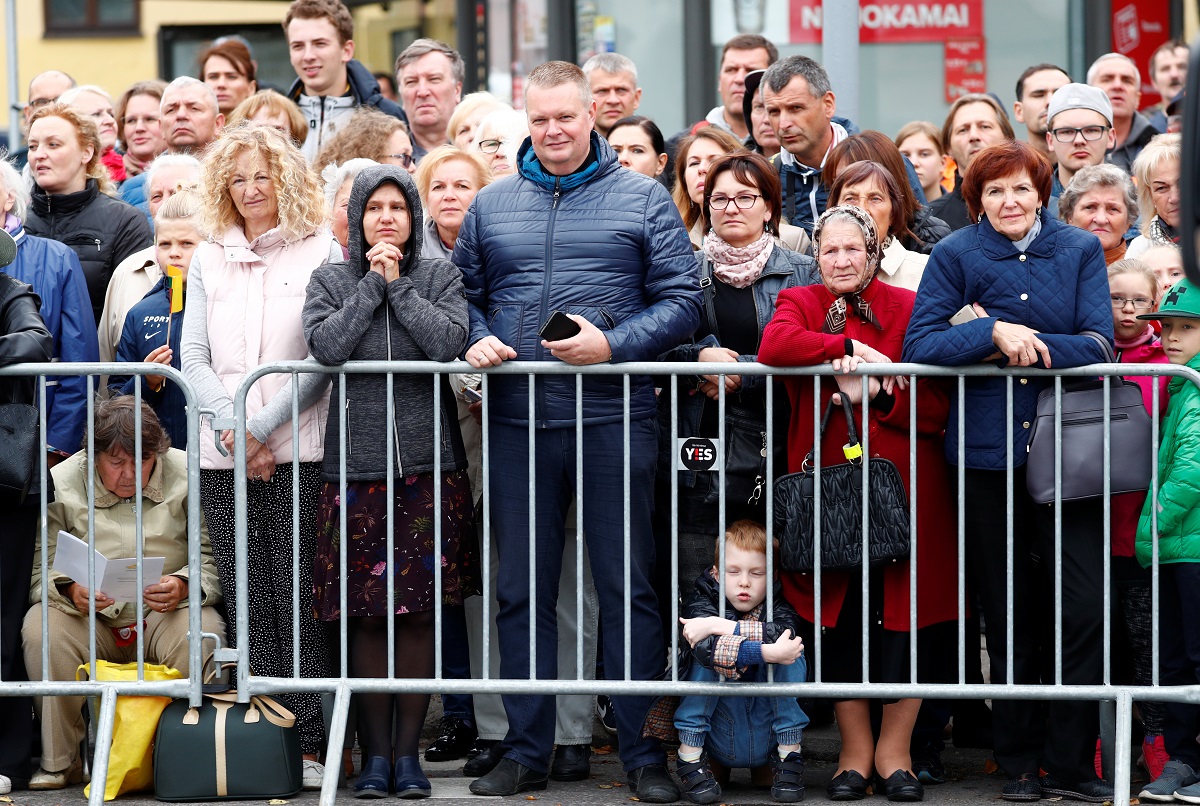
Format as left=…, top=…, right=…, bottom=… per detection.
left=302, top=165, right=469, bottom=481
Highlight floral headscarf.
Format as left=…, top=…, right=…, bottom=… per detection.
left=812, top=205, right=884, bottom=333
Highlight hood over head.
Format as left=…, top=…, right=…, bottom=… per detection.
left=346, top=163, right=423, bottom=277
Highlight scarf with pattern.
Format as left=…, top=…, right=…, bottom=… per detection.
left=702, top=228, right=775, bottom=288
left=813, top=205, right=883, bottom=334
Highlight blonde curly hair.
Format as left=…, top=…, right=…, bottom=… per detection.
left=27, top=102, right=115, bottom=197
left=198, top=123, right=328, bottom=242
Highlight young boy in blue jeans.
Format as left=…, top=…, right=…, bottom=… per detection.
left=1135, top=278, right=1200, bottom=803
left=673, top=520, right=808, bottom=803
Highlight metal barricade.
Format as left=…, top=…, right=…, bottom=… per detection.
left=222, top=358, right=1200, bottom=806
left=0, top=362, right=211, bottom=806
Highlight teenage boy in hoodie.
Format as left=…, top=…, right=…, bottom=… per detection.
left=284, top=0, right=406, bottom=162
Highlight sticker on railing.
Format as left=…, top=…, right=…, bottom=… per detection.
left=677, top=437, right=720, bottom=471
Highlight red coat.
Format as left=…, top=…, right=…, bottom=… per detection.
left=758, top=279, right=960, bottom=630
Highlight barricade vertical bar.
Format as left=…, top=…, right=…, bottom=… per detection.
left=1115, top=690, right=1134, bottom=806
left=339, top=373, right=349, bottom=683
left=433, top=373, right=443, bottom=680
left=1053, top=376, right=1063, bottom=685
left=527, top=373, right=536, bottom=679
left=670, top=374, right=680, bottom=681
left=957, top=375, right=966, bottom=684
left=86, top=687, right=118, bottom=806
left=1102, top=376, right=1111, bottom=686
left=386, top=370, right=395, bottom=680
left=87, top=378, right=98, bottom=683
left=812, top=375, right=822, bottom=682
left=292, top=376, right=301, bottom=678
left=717, top=376, right=726, bottom=619
left=909, top=373, right=918, bottom=684
left=1150, top=379, right=1160, bottom=687
left=481, top=372, right=493, bottom=680
left=186, top=374, right=203, bottom=706
left=234, top=376, right=250, bottom=698
left=765, top=375, right=774, bottom=684
left=623, top=373, right=632, bottom=681
left=861, top=376, right=870, bottom=683
left=320, top=682, right=352, bottom=806
left=134, top=381, right=145, bottom=676
left=1005, top=375, right=1014, bottom=687
left=39, top=374, right=49, bottom=682
left=575, top=372, right=584, bottom=681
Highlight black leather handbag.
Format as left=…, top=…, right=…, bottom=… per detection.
left=0, top=402, right=39, bottom=503
left=153, top=690, right=302, bottom=801
left=775, top=395, right=911, bottom=572
left=1024, top=377, right=1154, bottom=504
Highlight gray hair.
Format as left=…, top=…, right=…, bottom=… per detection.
left=161, top=76, right=220, bottom=115
left=582, top=53, right=638, bottom=85
left=1086, top=53, right=1141, bottom=88
left=145, top=153, right=202, bottom=195
left=1130, top=132, right=1181, bottom=222
left=0, top=155, right=30, bottom=220
left=321, top=157, right=378, bottom=210
left=59, top=84, right=114, bottom=107
left=1058, top=163, right=1138, bottom=227
left=763, top=55, right=832, bottom=98
left=394, top=38, right=465, bottom=86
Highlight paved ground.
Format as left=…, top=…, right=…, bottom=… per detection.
left=5, top=710, right=1144, bottom=805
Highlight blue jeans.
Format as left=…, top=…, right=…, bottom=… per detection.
left=674, top=659, right=809, bottom=769
left=488, top=418, right=665, bottom=774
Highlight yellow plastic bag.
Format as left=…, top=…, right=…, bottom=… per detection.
left=76, top=660, right=183, bottom=800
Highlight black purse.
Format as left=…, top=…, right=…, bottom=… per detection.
left=0, top=398, right=39, bottom=504
left=712, top=402, right=787, bottom=506
left=775, top=395, right=911, bottom=572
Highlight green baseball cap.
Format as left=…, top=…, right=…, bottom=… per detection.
left=1140, top=277, right=1200, bottom=321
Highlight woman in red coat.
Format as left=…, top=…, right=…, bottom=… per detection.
left=758, top=205, right=959, bottom=802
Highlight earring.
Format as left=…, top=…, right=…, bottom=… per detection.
left=1036, top=206, right=1043, bottom=216
left=977, top=212, right=984, bottom=223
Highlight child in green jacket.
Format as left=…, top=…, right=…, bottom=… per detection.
left=1133, top=277, right=1200, bottom=803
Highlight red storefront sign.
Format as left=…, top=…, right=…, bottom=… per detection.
left=944, top=37, right=987, bottom=103
left=789, top=0, right=984, bottom=44
left=1111, top=1, right=1172, bottom=108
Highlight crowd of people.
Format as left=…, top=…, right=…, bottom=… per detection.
left=0, top=8, right=1197, bottom=804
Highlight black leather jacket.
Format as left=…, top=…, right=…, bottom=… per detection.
left=0, top=271, right=54, bottom=502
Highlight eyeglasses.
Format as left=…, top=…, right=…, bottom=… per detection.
left=387, top=153, right=415, bottom=168
left=477, top=139, right=503, bottom=154
left=1050, top=125, right=1110, bottom=142
left=708, top=193, right=762, bottom=210
left=1110, top=296, right=1154, bottom=310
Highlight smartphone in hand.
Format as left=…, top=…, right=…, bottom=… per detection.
left=539, top=310, right=582, bottom=341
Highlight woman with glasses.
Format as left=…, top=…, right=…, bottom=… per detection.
left=182, top=124, right=339, bottom=790
left=1127, top=133, right=1181, bottom=259
left=1059, top=163, right=1139, bottom=266
left=114, top=80, right=167, bottom=181
left=904, top=141, right=1114, bottom=803
left=654, top=152, right=817, bottom=627
left=313, top=108, right=416, bottom=176
left=471, top=108, right=529, bottom=178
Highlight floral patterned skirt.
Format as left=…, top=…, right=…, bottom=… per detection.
left=312, top=470, right=479, bottom=619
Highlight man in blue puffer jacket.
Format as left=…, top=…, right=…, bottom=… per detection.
left=455, top=61, right=700, bottom=803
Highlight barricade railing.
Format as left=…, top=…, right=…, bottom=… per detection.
left=0, top=362, right=213, bottom=806
left=227, top=358, right=1200, bottom=806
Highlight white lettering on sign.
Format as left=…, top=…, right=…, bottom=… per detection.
left=795, top=4, right=971, bottom=33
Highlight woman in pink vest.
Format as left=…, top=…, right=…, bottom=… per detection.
left=181, top=124, right=339, bottom=790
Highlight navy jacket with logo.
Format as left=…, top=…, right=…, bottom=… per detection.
left=111, top=276, right=187, bottom=449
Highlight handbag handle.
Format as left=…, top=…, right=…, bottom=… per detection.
left=801, top=393, right=863, bottom=470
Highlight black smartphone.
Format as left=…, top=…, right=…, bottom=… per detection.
left=538, top=310, right=582, bottom=341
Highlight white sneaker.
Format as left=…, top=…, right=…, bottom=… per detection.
left=302, top=759, right=325, bottom=791
left=0, top=773, right=10, bottom=795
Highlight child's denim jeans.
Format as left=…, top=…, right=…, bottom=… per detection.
left=674, top=657, right=809, bottom=768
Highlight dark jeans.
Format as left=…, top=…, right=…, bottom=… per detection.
left=961, top=466, right=1105, bottom=782
left=0, top=502, right=36, bottom=782
left=488, top=418, right=665, bottom=775
left=439, top=605, right=474, bottom=724
left=1159, top=563, right=1200, bottom=766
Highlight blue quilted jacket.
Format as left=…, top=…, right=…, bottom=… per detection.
left=902, top=210, right=1113, bottom=469
left=453, top=132, right=702, bottom=427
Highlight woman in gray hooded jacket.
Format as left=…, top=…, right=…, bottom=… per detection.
left=302, top=164, right=476, bottom=798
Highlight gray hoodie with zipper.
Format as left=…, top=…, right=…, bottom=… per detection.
left=302, top=164, right=469, bottom=481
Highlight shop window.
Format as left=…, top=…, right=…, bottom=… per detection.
left=44, top=0, right=139, bottom=37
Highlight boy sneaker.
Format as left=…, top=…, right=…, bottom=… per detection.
left=675, top=753, right=722, bottom=805
left=1142, top=735, right=1170, bottom=781
left=771, top=751, right=806, bottom=803
left=1175, top=780, right=1200, bottom=804
left=596, top=695, right=618, bottom=735
left=1141, top=759, right=1200, bottom=802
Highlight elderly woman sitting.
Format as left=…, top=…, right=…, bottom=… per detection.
left=21, top=397, right=223, bottom=791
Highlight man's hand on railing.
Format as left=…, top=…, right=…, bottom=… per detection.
left=63, top=581, right=115, bottom=612
left=761, top=630, right=805, bottom=665
left=697, top=347, right=741, bottom=398
left=143, top=575, right=188, bottom=613
left=541, top=315, right=613, bottom=365
left=466, top=336, right=517, bottom=369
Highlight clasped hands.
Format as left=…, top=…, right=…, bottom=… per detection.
left=678, top=615, right=804, bottom=664
left=221, top=430, right=276, bottom=483
left=827, top=339, right=907, bottom=405
left=64, top=574, right=188, bottom=614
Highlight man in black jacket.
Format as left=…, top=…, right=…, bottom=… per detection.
left=283, top=0, right=406, bottom=161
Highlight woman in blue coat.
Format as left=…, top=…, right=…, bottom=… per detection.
left=903, top=141, right=1113, bottom=804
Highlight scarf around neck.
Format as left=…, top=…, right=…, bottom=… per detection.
left=702, top=229, right=774, bottom=288
left=1115, top=324, right=1157, bottom=352
left=1147, top=215, right=1179, bottom=246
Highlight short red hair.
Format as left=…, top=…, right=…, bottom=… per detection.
left=962, top=140, right=1053, bottom=223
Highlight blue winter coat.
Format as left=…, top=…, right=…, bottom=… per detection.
left=902, top=210, right=1113, bottom=470
left=6, top=223, right=98, bottom=454
left=110, top=276, right=187, bottom=450
left=453, top=132, right=702, bottom=427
